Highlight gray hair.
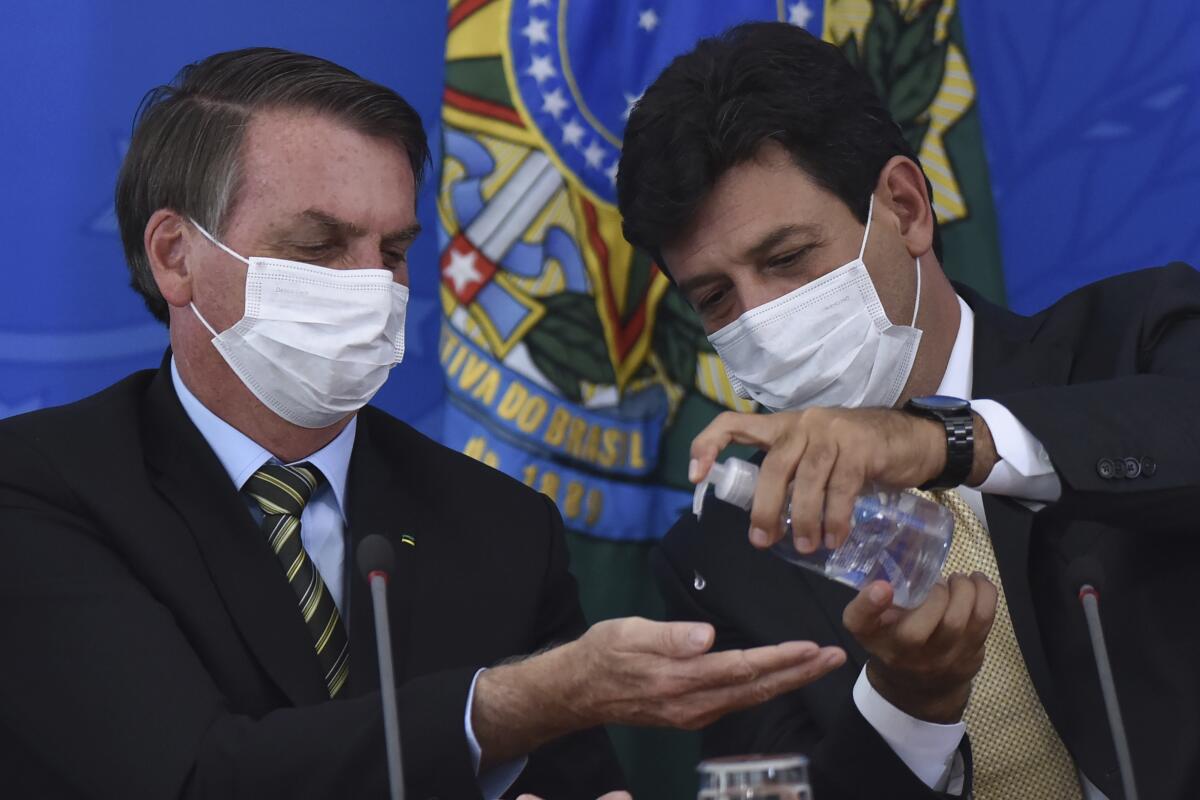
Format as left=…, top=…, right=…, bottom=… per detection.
left=115, top=47, right=430, bottom=323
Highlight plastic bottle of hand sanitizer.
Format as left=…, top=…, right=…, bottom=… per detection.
left=693, top=457, right=953, bottom=608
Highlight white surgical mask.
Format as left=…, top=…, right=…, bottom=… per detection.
left=188, top=219, right=408, bottom=428
left=708, top=195, right=922, bottom=411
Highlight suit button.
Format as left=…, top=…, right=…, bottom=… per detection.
left=1141, top=456, right=1157, bottom=477
left=1096, top=458, right=1116, bottom=479
left=1122, top=457, right=1141, bottom=479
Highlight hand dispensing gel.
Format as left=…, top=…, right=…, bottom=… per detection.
left=693, top=458, right=954, bottom=608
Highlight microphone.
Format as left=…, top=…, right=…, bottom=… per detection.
left=1067, top=556, right=1138, bottom=800
left=357, top=534, right=405, bottom=800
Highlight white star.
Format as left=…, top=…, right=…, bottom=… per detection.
left=529, top=0, right=550, bottom=7
left=637, top=9, right=659, bottom=32
left=788, top=1, right=813, bottom=27
left=444, top=248, right=484, bottom=294
left=622, top=91, right=642, bottom=121
left=526, top=54, right=557, bottom=84
left=605, top=160, right=619, bottom=186
left=583, top=140, right=607, bottom=169
left=541, top=88, right=570, bottom=119
left=521, top=17, right=551, bottom=46
left=561, top=119, right=585, bottom=147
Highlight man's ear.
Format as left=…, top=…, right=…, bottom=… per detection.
left=144, top=209, right=194, bottom=308
left=876, top=156, right=935, bottom=259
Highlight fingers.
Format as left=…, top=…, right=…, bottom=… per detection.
left=890, top=580, right=951, bottom=649
left=671, top=640, right=822, bottom=692
left=750, top=437, right=806, bottom=548
left=598, top=793, right=634, bottom=800
left=674, top=646, right=847, bottom=729
left=821, top=456, right=865, bottom=551
left=842, top=581, right=894, bottom=638
left=689, top=412, right=779, bottom=482
left=787, top=437, right=835, bottom=552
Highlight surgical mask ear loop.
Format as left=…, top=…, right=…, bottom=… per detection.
left=187, top=217, right=247, bottom=337
left=858, top=195, right=921, bottom=328
left=911, top=257, right=922, bottom=327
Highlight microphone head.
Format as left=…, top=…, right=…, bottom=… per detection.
left=356, top=533, right=396, bottom=579
left=1065, top=554, right=1106, bottom=593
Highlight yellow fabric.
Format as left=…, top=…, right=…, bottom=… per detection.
left=926, top=488, right=1082, bottom=800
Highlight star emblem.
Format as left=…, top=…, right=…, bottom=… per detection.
left=521, top=16, right=551, bottom=46
left=788, top=1, right=813, bottom=27
left=541, top=88, right=570, bottom=119
left=561, top=119, right=585, bottom=147
left=527, top=54, right=557, bottom=84
left=605, top=160, right=619, bottom=186
left=529, top=0, right=550, bottom=7
left=583, top=140, right=607, bottom=170
left=637, top=8, right=659, bottom=32
left=443, top=248, right=484, bottom=295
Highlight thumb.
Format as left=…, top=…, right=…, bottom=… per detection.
left=653, top=620, right=715, bottom=657
left=615, top=618, right=714, bottom=657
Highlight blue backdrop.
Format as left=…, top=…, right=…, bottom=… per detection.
left=2, top=0, right=1199, bottom=425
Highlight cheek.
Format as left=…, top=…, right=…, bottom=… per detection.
left=195, top=267, right=248, bottom=328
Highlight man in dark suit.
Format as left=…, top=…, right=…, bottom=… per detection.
left=617, top=22, right=1200, bottom=800
left=0, top=48, right=849, bottom=799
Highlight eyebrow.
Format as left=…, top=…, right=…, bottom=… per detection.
left=293, top=208, right=422, bottom=244
left=676, top=223, right=823, bottom=300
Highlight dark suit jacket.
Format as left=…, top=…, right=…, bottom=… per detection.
left=654, top=265, right=1200, bottom=799
left=0, top=357, right=624, bottom=799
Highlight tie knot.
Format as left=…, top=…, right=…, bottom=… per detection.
left=244, top=462, right=324, bottom=518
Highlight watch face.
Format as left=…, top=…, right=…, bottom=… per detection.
left=913, top=395, right=970, bottom=412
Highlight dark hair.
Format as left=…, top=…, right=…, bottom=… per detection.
left=116, top=47, right=430, bottom=323
left=617, top=22, right=941, bottom=275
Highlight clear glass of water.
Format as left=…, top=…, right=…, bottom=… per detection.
left=697, top=754, right=812, bottom=800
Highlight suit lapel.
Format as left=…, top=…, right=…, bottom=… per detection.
left=343, top=411, right=420, bottom=697
left=142, top=360, right=330, bottom=707
left=963, top=287, right=1075, bottom=733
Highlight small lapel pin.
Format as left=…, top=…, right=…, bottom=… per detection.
left=400, top=534, right=416, bottom=547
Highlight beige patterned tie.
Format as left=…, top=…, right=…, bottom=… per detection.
left=921, top=488, right=1082, bottom=799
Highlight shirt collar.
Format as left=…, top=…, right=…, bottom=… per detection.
left=170, top=357, right=355, bottom=519
left=934, top=294, right=975, bottom=400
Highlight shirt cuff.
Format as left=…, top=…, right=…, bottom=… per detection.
left=465, top=668, right=528, bottom=799
left=852, top=666, right=965, bottom=791
left=973, top=399, right=1062, bottom=503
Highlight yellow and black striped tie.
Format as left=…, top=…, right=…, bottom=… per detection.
left=244, top=462, right=349, bottom=698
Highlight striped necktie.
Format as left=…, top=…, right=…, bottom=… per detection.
left=244, top=462, right=350, bottom=699
left=918, top=488, right=1082, bottom=799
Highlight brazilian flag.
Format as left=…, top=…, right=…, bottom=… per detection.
left=436, top=0, right=1001, bottom=794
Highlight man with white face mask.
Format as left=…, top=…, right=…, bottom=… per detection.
left=619, top=22, right=1200, bottom=800
left=0, top=48, right=852, bottom=799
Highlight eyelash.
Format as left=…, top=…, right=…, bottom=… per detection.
left=767, top=248, right=810, bottom=271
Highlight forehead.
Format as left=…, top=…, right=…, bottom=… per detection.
left=663, top=143, right=845, bottom=275
left=232, top=108, right=417, bottom=230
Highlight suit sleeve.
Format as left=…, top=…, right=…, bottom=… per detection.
left=0, top=427, right=482, bottom=800
left=651, top=535, right=969, bottom=800
left=989, top=263, right=1200, bottom=527
left=503, top=494, right=626, bottom=800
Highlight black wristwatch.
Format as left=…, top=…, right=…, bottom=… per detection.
left=903, top=395, right=974, bottom=489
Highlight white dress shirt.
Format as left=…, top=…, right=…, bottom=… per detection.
left=850, top=296, right=1106, bottom=798
left=170, top=359, right=524, bottom=798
